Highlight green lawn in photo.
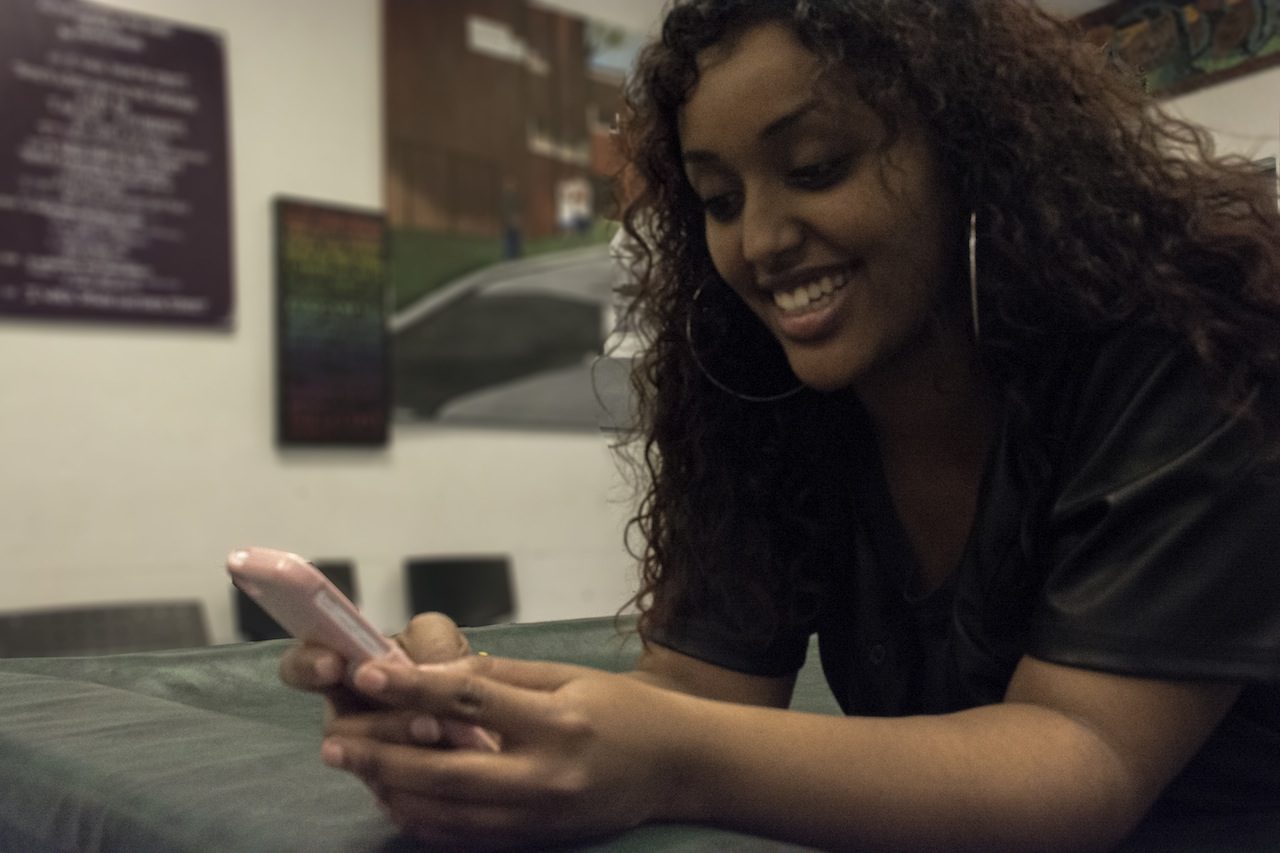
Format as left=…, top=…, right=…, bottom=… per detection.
left=390, top=220, right=619, bottom=312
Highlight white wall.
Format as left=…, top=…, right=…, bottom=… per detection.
left=2, top=1, right=1275, bottom=646
left=0, top=0, right=640, bottom=644
left=1167, top=66, right=1280, bottom=164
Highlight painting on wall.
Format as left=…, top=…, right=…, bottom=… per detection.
left=1079, top=0, right=1280, bottom=96
left=382, top=0, right=643, bottom=431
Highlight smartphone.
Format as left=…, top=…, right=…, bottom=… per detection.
left=227, top=546, right=411, bottom=670
left=227, top=546, right=499, bottom=751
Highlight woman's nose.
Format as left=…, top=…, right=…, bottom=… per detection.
left=740, top=193, right=803, bottom=271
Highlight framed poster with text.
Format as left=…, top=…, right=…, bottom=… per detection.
left=276, top=198, right=389, bottom=446
left=0, top=0, right=232, bottom=325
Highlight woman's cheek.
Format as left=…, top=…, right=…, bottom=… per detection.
left=704, top=230, right=743, bottom=287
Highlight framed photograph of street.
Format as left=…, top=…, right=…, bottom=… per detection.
left=382, top=0, right=642, bottom=430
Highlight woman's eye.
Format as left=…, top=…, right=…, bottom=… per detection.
left=701, top=193, right=741, bottom=223
left=789, top=157, right=850, bottom=190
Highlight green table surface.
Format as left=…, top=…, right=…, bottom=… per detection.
left=0, top=617, right=827, bottom=852
left=1, top=617, right=1274, bottom=852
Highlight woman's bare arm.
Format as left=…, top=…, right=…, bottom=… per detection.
left=322, top=652, right=1239, bottom=852
left=666, top=655, right=1240, bottom=852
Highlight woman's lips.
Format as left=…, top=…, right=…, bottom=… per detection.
left=765, top=269, right=852, bottom=342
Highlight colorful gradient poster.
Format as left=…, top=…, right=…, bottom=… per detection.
left=275, top=198, right=389, bottom=445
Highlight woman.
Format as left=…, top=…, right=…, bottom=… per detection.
left=283, top=1, right=1280, bottom=849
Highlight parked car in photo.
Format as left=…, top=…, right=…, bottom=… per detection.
left=391, top=244, right=636, bottom=430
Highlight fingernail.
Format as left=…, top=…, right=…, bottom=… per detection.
left=314, top=656, right=341, bottom=683
left=355, top=666, right=387, bottom=693
left=409, top=715, right=441, bottom=743
left=321, top=739, right=345, bottom=768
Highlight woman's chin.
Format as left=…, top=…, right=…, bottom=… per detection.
left=787, top=361, right=857, bottom=394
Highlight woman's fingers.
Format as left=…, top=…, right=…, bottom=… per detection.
left=323, top=738, right=539, bottom=804
left=333, top=655, right=590, bottom=751
left=440, top=719, right=502, bottom=752
left=355, top=749, right=613, bottom=850
left=349, top=659, right=543, bottom=738
left=350, top=656, right=587, bottom=739
left=279, top=641, right=345, bottom=692
left=325, top=666, right=660, bottom=847
left=326, top=709, right=444, bottom=745
left=396, top=612, right=470, bottom=664
left=455, top=654, right=596, bottom=691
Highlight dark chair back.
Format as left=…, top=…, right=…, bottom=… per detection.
left=404, top=555, right=515, bottom=627
left=0, top=601, right=209, bottom=657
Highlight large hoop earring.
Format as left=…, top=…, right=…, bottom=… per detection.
left=686, top=285, right=805, bottom=403
left=968, top=211, right=981, bottom=344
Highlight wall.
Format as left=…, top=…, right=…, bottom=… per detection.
left=1, top=1, right=1275, bottom=645
left=1167, top=66, right=1280, bottom=164
left=0, top=0, right=639, bottom=644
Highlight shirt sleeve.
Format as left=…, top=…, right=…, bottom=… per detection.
left=645, top=594, right=814, bottom=676
left=644, top=612, right=812, bottom=677
left=1027, top=334, right=1280, bottom=682
left=643, top=590, right=813, bottom=677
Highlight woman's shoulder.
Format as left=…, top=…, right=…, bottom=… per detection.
left=1030, top=326, right=1219, bottom=426
left=1013, top=322, right=1274, bottom=499
left=1012, top=325, right=1272, bottom=486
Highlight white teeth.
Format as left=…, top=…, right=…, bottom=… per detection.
left=771, top=272, right=848, bottom=311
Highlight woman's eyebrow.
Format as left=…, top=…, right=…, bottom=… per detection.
left=683, top=98, right=824, bottom=167
left=758, top=98, right=823, bottom=142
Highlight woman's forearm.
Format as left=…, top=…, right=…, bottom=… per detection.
left=319, top=653, right=1232, bottom=851
left=627, top=645, right=797, bottom=707
left=658, top=695, right=1143, bottom=853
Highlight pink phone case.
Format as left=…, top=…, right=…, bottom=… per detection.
left=227, top=547, right=411, bottom=668
left=227, top=546, right=500, bottom=752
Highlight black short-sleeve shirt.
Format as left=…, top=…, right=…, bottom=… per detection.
left=648, top=331, right=1280, bottom=813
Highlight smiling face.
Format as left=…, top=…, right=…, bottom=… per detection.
left=678, top=21, right=962, bottom=395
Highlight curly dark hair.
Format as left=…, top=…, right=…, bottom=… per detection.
left=614, top=0, right=1280, bottom=645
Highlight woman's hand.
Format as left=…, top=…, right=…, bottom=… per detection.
left=322, top=655, right=694, bottom=850
left=279, top=612, right=498, bottom=749
left=279, top=611, right=473, bottom=698
left=278, top=638, right=372, bottom=718
left=395, top=612, right=474, bottom=664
